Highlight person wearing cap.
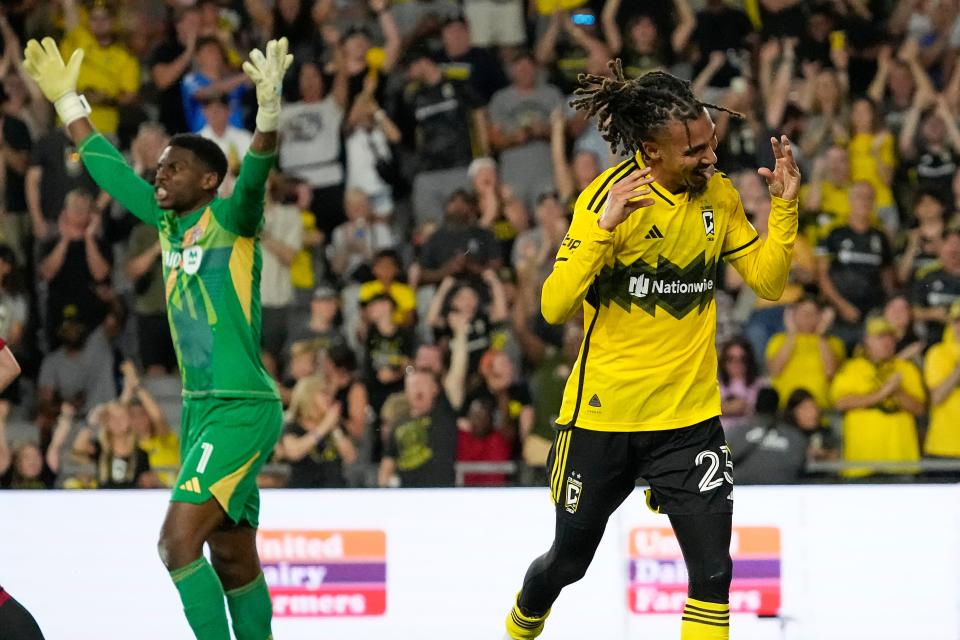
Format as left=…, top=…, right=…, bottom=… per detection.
left=923, top=300, right=960, bottom=461
left=436, top=15, right=508, bottom=103
left=284, top=284, right=347, bottom=360
left=911, top=226, right=960, bottom=344
left=830, top=315, right=926, bottom=478
left=359, top=250, right=416, bottom=327
left=404, top=47, right=485, bottom=226
left=59, top=0, right=140, bottom=137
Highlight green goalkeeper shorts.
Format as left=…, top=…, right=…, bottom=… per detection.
left=171, top=396, right=283, bottom=527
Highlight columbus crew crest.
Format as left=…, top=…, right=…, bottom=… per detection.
left=701, top=206, right=715, bottom=240
left=565, top=472, right=583, bottom=514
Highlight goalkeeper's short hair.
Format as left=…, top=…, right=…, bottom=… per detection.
left=169, top=133, right=228, bottom=189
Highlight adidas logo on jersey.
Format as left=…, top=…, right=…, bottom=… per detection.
left=644, top=225, right=664, bottom=240
left=588, top=394, right=602, bottom=408
left=179, top=477, right=202, bottom=494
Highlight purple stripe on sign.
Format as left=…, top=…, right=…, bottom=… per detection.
left=629, top=559, right=687, bottom=584
left=732, top=559, right=780, bottom=580
left=261, top=562, right=387, bottom=585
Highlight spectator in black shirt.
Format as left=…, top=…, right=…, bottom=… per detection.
left=0, top=100, right=32, bottom=263
left=900, top=92, right=960, bottom=203
left=362, top=292, right=415, bottom=418
left=26, top=128, right=99, bottom=244
left=817, top=181, right=896, bottom=350
left=38, top=190, right=112, bottom=347
left=280, top=375, right=357, bottom=488
left=379, top=367, right=457, bottom=488
left=427, top=271, right=508, bottom=373
left=148, top=6, right=200, bottom=136
left=689, top=0, right=756, bottom=91
left=437, top=16, right=508, bottom=104
left=601, top=0, right=694, bottom=79
left=535, top=8, right=610, bottom=95
left=898, top=189, right=946, bottom=286
left=413, top=190, right=501, bottom=287
left=404, top=49, right=484, bottom=226
left=912, top=227, right=960, bottom=343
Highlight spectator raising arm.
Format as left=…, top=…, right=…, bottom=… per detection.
left=898, top=87, right=934, bottom=160
left=0, top=343, right=18, bottom=476
left=370, top=0, right=402, bottom=73
left=444, top=312, right=469, bottom=411
left=24, top=164, right=46, bottom=239
left=0, top=340, right=21, bottom=392
left=151, top=20, right=197, bottom=91
left=83, top=213, right=110, bottom=283
left=45, top=402, right=74, bottom=475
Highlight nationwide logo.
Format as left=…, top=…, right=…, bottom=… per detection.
left=257, top=530, right=387, bottom=617
left=592, top=252, right=717, bottom=319
left=627, top=527, right=781, bottom=616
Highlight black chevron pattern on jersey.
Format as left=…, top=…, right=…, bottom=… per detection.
left=593, top=252, right=718, bottom=319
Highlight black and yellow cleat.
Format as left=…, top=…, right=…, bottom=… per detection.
left=504, top=594, right=550, bottom=639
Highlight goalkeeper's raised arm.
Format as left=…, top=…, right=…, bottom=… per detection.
left=21, top=36, right=293, bottom=223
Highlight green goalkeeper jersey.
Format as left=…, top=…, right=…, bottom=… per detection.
left=79, top=133, right=279, bottom=401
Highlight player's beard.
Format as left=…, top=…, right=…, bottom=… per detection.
left=687, top=166, right=714, bottom=196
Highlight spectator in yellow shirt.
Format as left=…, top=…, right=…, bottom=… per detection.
left=60, top=0, right=140, bottom=137
left=799, top=145, right=852, bottom=240
left=766, top=297, right=845, bottom=408
left=831, top=316, right=926, bottom=477
left=848, top=97, right=897, bottom=237
left=923, top=300, right=960, bottom=459
left=120, top=361, right=179, bottom=487
left=359, top=249, right=416, bottom=327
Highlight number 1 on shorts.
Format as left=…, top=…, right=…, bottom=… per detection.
left=197, top=442, right=214, bottom=474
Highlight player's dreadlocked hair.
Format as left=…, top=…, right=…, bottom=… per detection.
left=571, top=59, right=743, bottom=157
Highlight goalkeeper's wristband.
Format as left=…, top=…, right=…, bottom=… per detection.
left=54, top=91, right=91, bottom=126
left=255, top=106, right=280, bottom=132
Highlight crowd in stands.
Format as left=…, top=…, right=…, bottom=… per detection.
left=3, top=0, right=960, bottom=490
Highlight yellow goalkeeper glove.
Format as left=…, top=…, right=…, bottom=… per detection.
left=23, top=37, right=89, bottom=126
left=242, top=37, right=294, bottom=133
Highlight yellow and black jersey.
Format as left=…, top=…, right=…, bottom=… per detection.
left=545, top=152, right=798, bottom=432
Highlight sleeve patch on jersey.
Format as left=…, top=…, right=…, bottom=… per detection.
left=721, top=235, right=760, bottom=259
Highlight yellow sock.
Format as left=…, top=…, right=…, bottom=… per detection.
left=504, top=593, right=550, bottom=639
left=680, top=597, right=729, bottom=639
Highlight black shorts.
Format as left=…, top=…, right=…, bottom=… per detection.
left=545, top=417, right=733, bottom=528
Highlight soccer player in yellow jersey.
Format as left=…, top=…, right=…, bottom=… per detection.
left=505, top=62, right=800, bottom=640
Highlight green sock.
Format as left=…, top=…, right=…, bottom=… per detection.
left=170, top=557, right=230, bottom=640
left=226, top=573, right=274, bottom=640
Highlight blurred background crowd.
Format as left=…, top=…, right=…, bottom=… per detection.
left=1, top=0, right=960, bottom=490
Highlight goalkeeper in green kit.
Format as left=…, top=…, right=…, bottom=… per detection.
left=23, top=36, right=293, bottom=640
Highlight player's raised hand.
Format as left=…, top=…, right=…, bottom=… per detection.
left=758, top=135, right=801, bottom=201
left=22, top=37, right=82, bottom=103
left=598, top=167, right=655, bottom=232
left=242, top=37, right=294, bottom=132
